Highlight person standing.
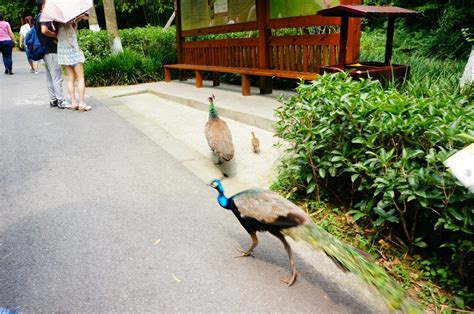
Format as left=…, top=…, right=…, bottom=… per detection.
left=36, top=0, right=70, bottom=109
left=57, top=16, right=91, bottom=111
left=0, top=12, right=16, bottom=75
left=19, top=16, right=39, bottom=74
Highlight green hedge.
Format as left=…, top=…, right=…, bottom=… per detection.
left=78, top=26, right=177, bottom=86
left=274, top=72, right=474, bottom=282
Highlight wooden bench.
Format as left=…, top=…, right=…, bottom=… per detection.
left=168, top=0, right=361, bottom=97
left=164, top=64, right=319, bottom=96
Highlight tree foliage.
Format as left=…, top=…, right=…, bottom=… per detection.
left=364, top=0, right=473, bottom=59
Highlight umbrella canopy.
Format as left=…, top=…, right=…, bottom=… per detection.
left=40, top=0, right=93, bottom=23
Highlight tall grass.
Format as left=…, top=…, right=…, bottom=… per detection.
left=360, top=30, right=467, bottom=95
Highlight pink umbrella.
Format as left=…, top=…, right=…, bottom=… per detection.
left=40, top=0, right=93, bottom=23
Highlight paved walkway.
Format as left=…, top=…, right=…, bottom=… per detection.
left=0, top=51, right=385, bottom=312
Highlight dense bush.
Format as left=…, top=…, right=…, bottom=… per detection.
left=363, top=0, right=473, bottom=59
left=78, top=26, right=177, bottom=86
left=274, top=73, right=474, bottom=283
left=84, top=50, right=156, bottom=86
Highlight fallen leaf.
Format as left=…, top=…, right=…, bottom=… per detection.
left=172, top=273, right=182, bottom=283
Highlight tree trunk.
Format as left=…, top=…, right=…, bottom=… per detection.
left=164, top=11, right=175, bottom=29
left=460, top=45, right=474, bottom=91
left=88, top=1, right=100, bottom=32
left=103, top=0, right=123, bottom=54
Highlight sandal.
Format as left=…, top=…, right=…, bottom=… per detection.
left=78, top=105, right=92, bottom=112
left=70, top=104, right=79, bottom=110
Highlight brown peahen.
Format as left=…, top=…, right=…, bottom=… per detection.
left=209, top=179, right=421, bottom=313
left=251, top=131, right=260, bottom=153
left=205, top=95, right=234, bottom=164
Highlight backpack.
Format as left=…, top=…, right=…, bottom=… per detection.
left=25, top=22, right=45, bottom=61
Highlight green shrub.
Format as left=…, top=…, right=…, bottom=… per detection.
left=78, top=26, right=177, bottom=85
left=77, top=29, right=110, bottom=61
left=274, top=72, right=474, bottom=281
left=84, top=50, right=156, bottom=87
left=119, top=26, right=176, bottom=59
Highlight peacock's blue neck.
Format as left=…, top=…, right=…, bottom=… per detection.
left=215, top=181, right=232, bottom=209
left=218, top=194, right=230, bottom=208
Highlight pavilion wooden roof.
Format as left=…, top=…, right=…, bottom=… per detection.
left=318, top=5, right=419, bottom=18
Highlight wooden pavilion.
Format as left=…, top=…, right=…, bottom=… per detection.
left=165, top=0, right=363, bottom=96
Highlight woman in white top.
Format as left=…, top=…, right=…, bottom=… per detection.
left=57, top=13, right=90, bottom=111
left=19, top=16, right=39, bottom=74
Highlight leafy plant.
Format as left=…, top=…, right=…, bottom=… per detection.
left=78, top=26, right=177, bottom=85
left=84, top=50, right=155, bottom=86
left=274, top=72, right=473, bottom=282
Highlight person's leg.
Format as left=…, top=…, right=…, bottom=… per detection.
left=74, top=63, right=86, bottom=108
left=25, top=48, right=34, bottom=71
left=43, top=53, right=58, bottom=106
left=0, top=41, right=7, bottom=73
left=64, top=65, right=77, bottom=109
left=4, top=41, right=13, bottom=74
left=33, top=61, right=39, bottom=73
left=47, top=53, right=68, bottom=108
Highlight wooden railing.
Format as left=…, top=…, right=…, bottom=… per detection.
left=182, top=33, right=339, bottom=73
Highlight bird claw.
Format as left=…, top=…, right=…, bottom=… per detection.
left=234, top=248, right=254, bottom=258
left=280, top=272, right=298, bottom=287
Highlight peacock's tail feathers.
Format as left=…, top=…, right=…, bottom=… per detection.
left=283, top=224, right=422, bottom=314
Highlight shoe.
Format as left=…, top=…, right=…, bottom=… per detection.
left=34, top=71, right=40, bottom=74
left=8, top=72, right=14, bottom=75
left=4, top=69, right=7, bottom=74
left=30, top=68, right=35, bottom=73
left=70, top=104, right=79, bottom=110
left=49, top=100, right=58, bottom=107
left=57, top=100, right=71, bottom=109
left=78, top=105, right=92, bottom=112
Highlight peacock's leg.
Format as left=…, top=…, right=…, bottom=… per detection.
left=273, top=232, right=297, bottom=286
left=236, top=233, right=258, bottom=257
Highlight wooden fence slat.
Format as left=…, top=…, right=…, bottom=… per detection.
left=279, top=45, right=284, bottom=71
left=303, top=45, right=308, bottom=72
left=316, top=45, right=321, bottom=72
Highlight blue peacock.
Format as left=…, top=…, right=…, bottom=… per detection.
left=209, top=179, right=422, bottom=313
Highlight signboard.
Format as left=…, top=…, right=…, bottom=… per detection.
left=181, top=0, right=256, bottom=30
left=270, top=0, right=339, bottom=19
left=180, top=0, right=341, bottom=31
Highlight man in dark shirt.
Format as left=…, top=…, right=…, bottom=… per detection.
left=36, top=0, right=70, bottom=109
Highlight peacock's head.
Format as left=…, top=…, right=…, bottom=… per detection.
left=208, top=179, right=223, bottom=192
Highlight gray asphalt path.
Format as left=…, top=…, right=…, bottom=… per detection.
left=1, top=51, right=375, bottom=312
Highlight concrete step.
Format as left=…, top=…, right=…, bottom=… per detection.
left=90, top=88, right=284, bottom=195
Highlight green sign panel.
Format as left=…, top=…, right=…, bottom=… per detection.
left=180, top=0, right=340, bottom=31
left=181, top=0, right=257, bottom=31
left=270, top=0, right=339, bottom=19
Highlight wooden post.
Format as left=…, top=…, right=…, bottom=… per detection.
left=175, top=0, right=186, bottom=81
left=385, top=17, right=395, bottom=65
left=341, top=0, right=361, bottom=64
left=242, top=75, right=251, bottom=96
left=338, top=16, right=349, bottom=68
left=257, top=0, right=272, bottom=94
left=195, top=71, right=203, bottom=88
left=164, top=67, right=171, bottom=82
